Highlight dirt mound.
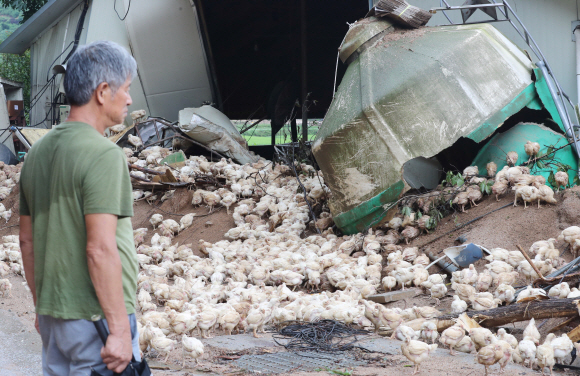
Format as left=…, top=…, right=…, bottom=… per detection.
left=409, top=188, right=576, bottom=254
left=132, top=188, right=235, bottom=256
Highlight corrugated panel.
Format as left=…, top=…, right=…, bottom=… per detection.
left=20, top=128, right=51, bottom=145
left=123, top=0, right=213, bottom=121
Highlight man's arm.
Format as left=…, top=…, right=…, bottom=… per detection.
left=20, top=216, right=39, bottom=333
left=85, top=213, right=132, bottom=373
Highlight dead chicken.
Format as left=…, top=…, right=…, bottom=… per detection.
left=401, top=337, right=438, bottom=375
left=506, top=151, right=518, bottom=166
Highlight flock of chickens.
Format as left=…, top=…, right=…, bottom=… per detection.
left=1, top=136, right=579, bottom=374
left=0, top=161, right=22, bottom=298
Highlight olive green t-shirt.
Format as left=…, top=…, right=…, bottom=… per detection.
left=19, top=121, right=138, bottom=320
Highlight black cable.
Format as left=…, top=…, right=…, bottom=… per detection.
left=272, top=320, right=370, bottom=353
left=27, top=0, right=89, bottom=128
left=46, top=41, right=74, bottom=82
left=114, top=0, right=131, bottom=21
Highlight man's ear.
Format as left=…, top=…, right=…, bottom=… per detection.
left=94, top=82, right=110, bottom=105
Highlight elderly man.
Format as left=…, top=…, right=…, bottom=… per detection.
left=19, top=41, right=140, bottom=375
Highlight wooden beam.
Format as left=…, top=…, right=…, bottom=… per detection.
left=436, top=298, right=580, bottom=331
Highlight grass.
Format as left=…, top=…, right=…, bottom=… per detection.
left=234, top=120, right=320, bottom=146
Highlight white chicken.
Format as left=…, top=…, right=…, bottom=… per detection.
left=150, top=213, right=163, bottom=229
left=401, top=337, right=437, bottom=375
left=182, top=335, right=204, bottom=366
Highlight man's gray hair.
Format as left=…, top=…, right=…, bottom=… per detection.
left=64, top=40, right=137, bottom=106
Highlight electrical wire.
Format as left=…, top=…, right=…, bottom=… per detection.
left=26, top=0, right=89, bottom=128
left=46, top=41, right=74, bottom=82
left=272, top=320, right=370, bottom=352
left=114, top=0, right=131, bottom=21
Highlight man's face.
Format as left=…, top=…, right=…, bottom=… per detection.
left=104, top=77, right=132, bottom=127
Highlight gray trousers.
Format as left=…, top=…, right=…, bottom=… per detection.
left=38, top=314, right=140, bottom=376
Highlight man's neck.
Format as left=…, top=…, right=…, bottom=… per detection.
left=66, top=104, right=109, bottom=135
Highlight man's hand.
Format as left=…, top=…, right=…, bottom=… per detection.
left=100, top=331, right=132, bottom=373
left=35, top=314, right=39, bottom=334
left=85, top=213, right=131, bottom=372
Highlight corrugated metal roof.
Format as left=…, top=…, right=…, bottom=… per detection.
left=0, top=0, right=82, bottom=54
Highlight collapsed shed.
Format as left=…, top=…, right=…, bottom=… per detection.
left=313, top=16, right=580, bottom=234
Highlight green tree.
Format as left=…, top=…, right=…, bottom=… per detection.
left=1, top=0, right=46, bottom=23
left=0, top=50, right=30, bottom=112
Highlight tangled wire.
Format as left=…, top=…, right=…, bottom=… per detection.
left=272, top=320, right=370, bottom=352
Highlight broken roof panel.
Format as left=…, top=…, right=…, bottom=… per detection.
left=313, top=21, right=541, bottom=234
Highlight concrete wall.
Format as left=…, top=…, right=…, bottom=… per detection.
left=373, top=0, right=580, bottom=105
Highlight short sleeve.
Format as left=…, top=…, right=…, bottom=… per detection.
left=82, top=147, right=133, bottom=218
left=19, top=178, right=30, bottom=216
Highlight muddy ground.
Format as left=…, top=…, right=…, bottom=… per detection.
left=1, top=186, right=580, bottom=375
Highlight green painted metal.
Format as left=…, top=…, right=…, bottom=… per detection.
left=471, top=122, right=577, bottom=187
left=333, top=180, right=405, bottom=235
left=467, top=83, right=539, bottom=143
left=160, top=150, right=186, bottom=167
left=313, top=22, right=564, bottom=235
left=533, top=67, right=564, bottom=131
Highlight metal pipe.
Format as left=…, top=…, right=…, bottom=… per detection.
left=431, top=3, right=506, bottom=11
left=300, top=0, right=308, bottom=143
left=575, top=27, right=580, bottom=107
left=536, top=61, right=580, bottom=167
left=368, top=0, right=373, bottom=10
left=12, top=127, right=31, bottom=150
